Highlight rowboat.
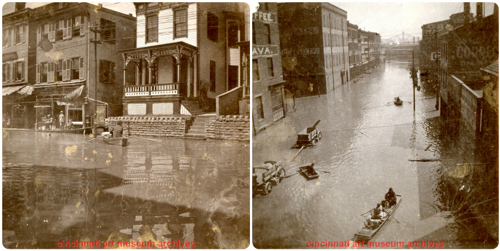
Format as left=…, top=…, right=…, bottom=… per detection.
left=353, top=196, right=402, bottom=243
left=299, top=164, right=319, bottom=180
left=103, top=137, right=128, bottom=146
left=394, top=97, right=403, bottom=106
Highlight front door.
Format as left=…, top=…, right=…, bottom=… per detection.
left=228, top=65, right=238, bottom=91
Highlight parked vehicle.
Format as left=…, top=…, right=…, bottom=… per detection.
left=296, top=120, right=322, bottom=147
left=252, top=161, right=286, bottom=196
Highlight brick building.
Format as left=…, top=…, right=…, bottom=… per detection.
left=277, top=3, right=349, bottom=95
left=252, top=2, right=286, bottom=134
left=120, top=2, right=249, bottom=118
left=2, top=3, right=36, bottom=129
left=30, top=3, right=136, bottom=130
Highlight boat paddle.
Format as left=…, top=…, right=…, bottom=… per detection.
left=360, top=209, right=373, bottom=216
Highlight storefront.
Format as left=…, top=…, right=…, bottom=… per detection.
left=3, top=85, right=35, bottom=129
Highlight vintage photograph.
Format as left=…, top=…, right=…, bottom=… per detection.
left=252, top=2, right=498, bottom=248
left=2, top=2, right=250, bottom=248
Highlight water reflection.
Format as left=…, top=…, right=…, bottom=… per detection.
left=3, top=132, right=249, bottom=248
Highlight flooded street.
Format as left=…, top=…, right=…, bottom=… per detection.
left=253, top=62, right=498, bottom=248
left=3, top=132, right=250, bottom=248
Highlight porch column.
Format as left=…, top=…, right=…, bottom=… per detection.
left=141, top=60, right=146, bottom=85
left=135, top=63, right=140, bottom=85
left=123, top=68, right=126, bottom=88
left=193, top=54, right=198, bottom=97
left=148, top=63, right=152, bottom=85
left=177, top=62, right=181, bottom=83
left=187, top=57, right=191, bottom=97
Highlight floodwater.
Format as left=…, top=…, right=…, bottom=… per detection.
left=3, top=132, right=250, bottom=248
left=253, top=61, right=498, bottom=248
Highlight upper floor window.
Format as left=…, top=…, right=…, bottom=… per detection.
left=14, top=25, right=25, bottom=44
left=73, top=16, right=82, bottom=37
left=174, top=9, right=188, bottom=38
left=56, top=60, right=63, bottom=81
left=228, top=22, right=239, bottom=48
left=260, top=3, right=269, bottom=11
left=252, top=23, right=256, bottom=44
left=101, top=18, right=116, bottom=44
left=3, top=64, right=10, bottom=82
left=207, top=12, right=218, bottom=42
left=253, top=59, right=260, bottom=81
left=3, top=29, right=10, bottom=47
left=71, top=58, right=80, bottom=80
left=146, top=15, right=158, bottom=43
left=99, top=60, right=115, bottom=83
left=14, top=61, right=24, bottom=81
left=263, top=24, right=271, bottom=44
left=267, top=58, right=274, bottom=77
left=41, top=63, right=48, bottom=83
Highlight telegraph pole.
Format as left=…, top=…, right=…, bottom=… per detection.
left=90, top=23, right=101, bottom=137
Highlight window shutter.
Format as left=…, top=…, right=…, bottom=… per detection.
left=62, top=60, right=66, bottom=81
left=48, top=63, right=52, bottom=82
left=36, top=64, right=40, bottom=83
left=36, top=26, right=41, bottom=44
left=79, top=58, right=85, bottom=80
left=11, top=29, right=15, bottom=45
left=63, top=20, right=67, bottom=39
left=20, top=61, right=24, bottom=80
left=68, top=19, right=72, bottom=38
left=50, top=23, right=55, bottom=42
left=96, top=20, right=101, bottom=41
left=80, top=16, right=86, bottom=36
left=67, top=59, right=72, bottom=80
left=51, top=62, right=55, bottom=82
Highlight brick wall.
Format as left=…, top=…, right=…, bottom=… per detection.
left=105, top=116, right=186, bottom=137
left=205, top=115, right=250, bottom=141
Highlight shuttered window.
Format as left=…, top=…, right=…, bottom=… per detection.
left=174, top=9, right=187, bottom=38
left=146, top=15, right=158, bottom=43
left=71, top=58, right=79, bottom=80
left=3, top=64, right=10, bottom=82
left=207, top=12, right=218, bottom=42
left=253, top=59, right=259, bottom=81
left=99, top=60, right=115, bottom=83
left=56, top=60, right=63, bottom=81
left=41, top=63, right=48, bottom=83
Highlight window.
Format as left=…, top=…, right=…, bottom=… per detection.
left=209, top=60, right=216, bottom=91
left=174, top=9, right=188, bottom=38
left=228, top=22, right=239, bottom=48
left=101, top=18, right=116, bottom=44
left=146, top=15, right=158, bottom=43
left=253, top=59, right=260, bottom=81
left=3, top=29, right=10, bottom=47
left=3, top=64, right=10, bottom=82
left=263, top=24, right=271, bottom=44
left=42, top=24, right=49, bottom=40
left=56, top=21, right=64, bottom=41
left=55, top=60, right=62, bottom=81
left=252, top=23, right=256, bottom=44
left=260, top=3, right=268, bottom=11
left=14, top=25, right=24, bottom=44
left=99, top=60, right=115, bottom=83
left=255, top=96, right=264, bottom=120
left=207, top=12, right=218, bottom=42
left=41, top=63, right=48, bottom=82
left=14, top=61, right=24, bottom=81
left=71, top=58, right=79, bottom=80
left=267, top=58, right=274, bottom=77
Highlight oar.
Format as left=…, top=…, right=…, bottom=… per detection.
left=291, top=145, right=306, bottom=161
left=360, top=209, right=373, bottom=216
left=390, top=217, right=400, bottom=223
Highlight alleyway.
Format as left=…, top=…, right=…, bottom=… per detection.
left=253, top=62, right=498, bottom=248
left=3, top=132, right=250, bottom=248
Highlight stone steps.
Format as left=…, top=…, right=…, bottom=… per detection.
left=185, top=114, right=216, bottom=139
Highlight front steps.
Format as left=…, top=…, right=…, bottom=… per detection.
left=184, top=114, right=216, bottom=139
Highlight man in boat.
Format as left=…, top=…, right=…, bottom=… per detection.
left=110, top=121, right=123, bottom=138
left=385, top=188, right=397, bottom=207
left=366, top=203, right=385, bottom=229
left=306, top=163, right=315, bottom=175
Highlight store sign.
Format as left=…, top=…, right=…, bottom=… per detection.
left=253, top=11, right=276, bottom=22
left=253, top=45, right=279, bottom=56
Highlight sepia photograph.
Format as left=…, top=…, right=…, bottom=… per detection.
left=252, top=2, right=498, bottom=249
left=2, top=2, right=250, bottom=248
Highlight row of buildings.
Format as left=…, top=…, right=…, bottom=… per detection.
left=3, top=2, right=250, bottom=130
left=252, top=2, right=381, bottom=134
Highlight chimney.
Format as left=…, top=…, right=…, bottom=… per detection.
left=464, top=2, right=470, bottom=13
left=15, top=2, right=26, bottom=12
left=476, top=2, right=483, bottom=20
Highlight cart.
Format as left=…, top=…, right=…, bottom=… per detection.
left=296, top=120, right=322, bottom=147
left=252, top=161, right=286, bottom=197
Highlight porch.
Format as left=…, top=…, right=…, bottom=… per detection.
left=121, top=42, right=198, bottom=116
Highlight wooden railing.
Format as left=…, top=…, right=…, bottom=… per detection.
left=124, top=83, right=179, bottom=97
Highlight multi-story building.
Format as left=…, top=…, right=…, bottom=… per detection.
left=120, top=2, right=249, bottom=117
left=252, top=2, right=286, bottom=134
left=31, top=3, right=136, bottom=130
left=2, top=3, right=36, bottom=129
left=278, top=3, right=349, bottom=95
left=437, top=8, right=498, bottom=161
left=347, top=21, right=361, bottom=67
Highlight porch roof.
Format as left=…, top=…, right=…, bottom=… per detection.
left=120, top=41, right=198, bottom=59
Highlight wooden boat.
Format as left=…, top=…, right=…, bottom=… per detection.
left=353, top=196, right=402, bottom=243
left=103, top=137, right=128, bottom=146
left=394, top=98, right=403, bottom=106
left=299, top=164, right=319, bottom=180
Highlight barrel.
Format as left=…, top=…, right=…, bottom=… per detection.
left=121, top=137, right=128, bottom=147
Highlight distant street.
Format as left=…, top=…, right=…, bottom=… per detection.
left=253, top=61, right=497, bottom=248
left=3, top=132, right=250, bottom=248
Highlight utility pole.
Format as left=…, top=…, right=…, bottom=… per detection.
left=90, top=22, right=101, bottom=137
left=411, top=50, right=417, bottom=112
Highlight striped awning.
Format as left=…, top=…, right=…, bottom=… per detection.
left=3, top=85, right=34, bottom=96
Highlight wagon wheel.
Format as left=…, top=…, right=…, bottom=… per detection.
left=318, top=132, right=322, bottom=140
left=263, top=182, right=272, bottom=195
left=311, top=138, right=318, bottom=146
left=278, top=168, right=286, bottom=183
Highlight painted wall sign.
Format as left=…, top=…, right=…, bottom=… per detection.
left=253, top=12, right=276, bottom=22
left=253, top=45, right=279, bottom=56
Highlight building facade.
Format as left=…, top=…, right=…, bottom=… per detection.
left=2, top=4, right=36, bottom=129
left=347, top=21, right=361, bottom=67
left=252, top=2, right=286, bottom=134
left=278, top=3, right=349, bottom=96
left=30, top=3, right=136, bottom=130
left=121, top=2, right=249, bottom=117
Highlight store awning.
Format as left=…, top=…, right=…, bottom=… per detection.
left=17, top=85, right=34, bottom=95
left=60, top=85, right=84, bottom=102
left=3, top=85, right=25, bottom=96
